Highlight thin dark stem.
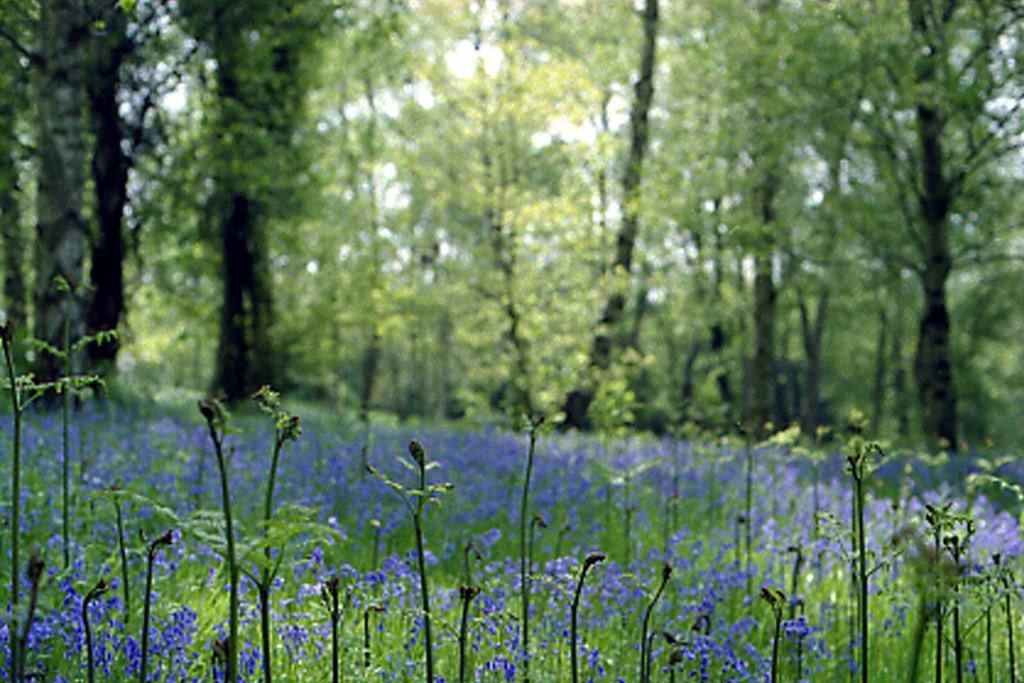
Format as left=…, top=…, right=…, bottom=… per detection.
left=1007, top=581, right=1017, bottom=683
left=17, top=554, right=43, bottom=682
left=855, top=473, right=869, bottom=683
left=114, top=498, right=131, bottom=623
left=770, top=608, right=782, bottom=683
left=330, top=587, right=340, bottom=683
left=639, top=564, right=671, bottom=683
left=519, top=422, right=539, bottom=683
left=83, top=579, right=108, bottom=683
left=363, top=609, right=372, bottom=670
left=260, top=585, right=273, bottom=683
left=414, top=517, right=433, bottom=683
left=331, top=607, right=339, bottom=683
left=571, top=553, right=605, bottom=683
left=360, top=409, right=371, bottom=482
left=952, top=539, right=964, bottom=683
left=263, top=438, right=284, bottom=531
left=458, top=586, right=479, bottom=683
left=986, top=604, right=994, bottom=683
left=3, top=330, right=22, bottom=683
left=140, top=551, right=155, bottom=683
left=320, top=578, right=342, bottom=683
left=62, top=305, right=71, bottom=569
left=744, top=442, right=753, bottom=596
left=140, top=531, right=173, bottom=683
left=259, top=436, right=285, bottom=683
left=367, top=441, right=447, bottom=683
left=935, top=523, right=944, bottom=683
left=200, top=403, right=239, bottom=683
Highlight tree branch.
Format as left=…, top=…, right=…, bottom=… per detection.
left=0, top=23, right=40, bottom=67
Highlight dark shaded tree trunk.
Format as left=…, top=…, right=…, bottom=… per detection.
left=798, top=290, right=828, bottom=437
left=908, top=0, right=958, bottom=448
left=34, top=0, right=88, bottom=382
left=750, top=173, right=778, bottom=439
left=750, top=252, right=774, bottom=438
left=85, top=7, right=129, bottom=372
left=708, top=221, right=734, bottom=413
left=360, top=333, right=379, bottom=422
left=0, top=97, right=26, bottom=325
left=679, top=338, right=700, bottom=416
left=562, top=0, right=658, bottom=430
left=870, top=308, right=888, bottom=436
left=214, top=190, right=275, bottom=400
left=201, top=0, right=313, bottom=401
left=892, top=320, right=910, bottom=439
left=437, top=312, right=454, bottom=418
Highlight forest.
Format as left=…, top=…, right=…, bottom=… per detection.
left=1, top=0, right=1022, bottom=445
left=0, top=1, right=1023, bottom=682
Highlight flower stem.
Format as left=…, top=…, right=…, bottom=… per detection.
left=570, top=552, right=605, bottom=683
left=458, top=586, right=479, bottom=683
left=140, top=531, right=173, bottom=683
left=519, top=420, right=540, bottom=682
left=200, top=400, right=238, bottom=683
left=114, top=497, right=131, bottom=623
left=2, top=328, right=22, bottom=683
left=83, top=579, right=108, bottom=683
left=61, top=305, right=71, bottom=569
left=639, top=564, right=672, bottom=683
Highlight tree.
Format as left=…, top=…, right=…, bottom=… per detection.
left=183, top=0, right=323, bottom=400
left=34, top=0, right=89, bottom=382
left=0, top=32, right=28, bottom=325
left=562, top=0, right=659, bottom=430
left=856, top=0, right=1024, bottom=447
left=85, top=0, right=189, bottom=373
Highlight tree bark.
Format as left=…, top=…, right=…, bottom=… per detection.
left=908, top=0, right=958, bottom=448
left=708, top=219, right=734, bottom=413
left=892, top=318, right=910, bottom=439
left=750, top=173, right=778, bottom=439
left=85, top=6, right=130, bottom=372
left=798, top=289, right=828, bottom=437
left=214, top=189, right=274, bottom=400
left=204, top=2, right=311, bottom=400
left=34, top=0, right=88, bottom=382
left=0, top=90, right=26, bottom=325
left=870, top=308, right=888, bottom=437
left=562, top=0, right=658, bottom=429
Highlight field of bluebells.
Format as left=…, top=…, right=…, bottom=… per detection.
left=1, top=396, right=1023, bottom=683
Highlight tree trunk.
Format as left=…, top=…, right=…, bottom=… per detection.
left=709, top=220, right=734, bottom=413
left=908, top=0, right=958, bottom=448
left=870, top=308, right=888, bottom=436
left=0, top=93, right=26, bottom=325
left=85, top=8, right=130, bottom=372
left=562, top=0, right=658, bottom=429
left=214, top=190, right=275, bottom=400
left=34, top=0, right=88, bottom=382
left=892, top=320, right=910, bottom=439
left=207, top=8, right=292, bottom=400
left=751, top=251, right=774, bottom=438
left=750, top=171, right=778, bottom=439
left=798, top=290, right=828, bottom=437
left=679, top=337, right=701, bottom=418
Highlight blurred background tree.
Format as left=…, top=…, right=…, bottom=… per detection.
left=0, top=0, right=1022, bottom=447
